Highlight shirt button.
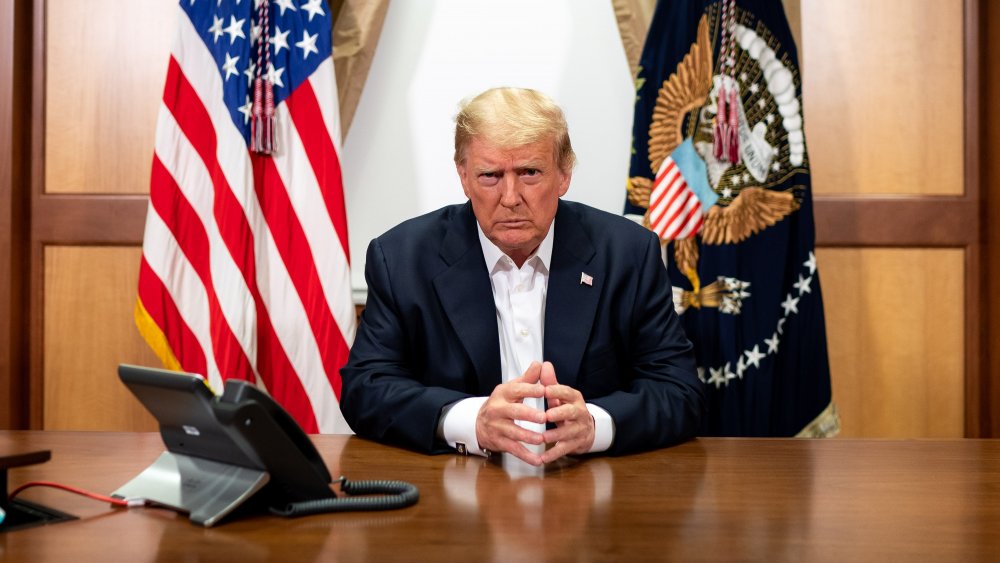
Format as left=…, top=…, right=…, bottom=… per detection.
left=519, top=329, right=529, bottom=337
left=515, top=284, right=525, bottom=292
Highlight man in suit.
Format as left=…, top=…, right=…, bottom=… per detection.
left=341, top=87, right=704, bottom=466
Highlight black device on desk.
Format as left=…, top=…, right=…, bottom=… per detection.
left=113, top=364, right=418, bottom=527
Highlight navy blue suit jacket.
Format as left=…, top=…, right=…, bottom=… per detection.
left=340, top=200, right=704, bottom=455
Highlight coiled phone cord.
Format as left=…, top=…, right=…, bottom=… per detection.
left=270, top=477, right=419, bottom=516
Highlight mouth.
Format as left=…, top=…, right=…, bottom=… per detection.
left=497, top=220, right=529, bottom=227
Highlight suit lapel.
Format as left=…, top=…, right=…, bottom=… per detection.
left=433, top=203, right=501, bottom=395
left=544, top=202, right=600, bottom=389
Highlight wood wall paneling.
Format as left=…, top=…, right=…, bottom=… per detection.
left=985, top=0, right=1000, bottom=437
left=43, top=246, right=158, bottom=431
left=0, top=0, right=11, bottom=428
left=0, top=0, right=30, bottom=429
left=802, top=0, right=981, bottom=436
left=43, top=0, right=175, bottom=194
left=818, top=248, right=965, bottom=438
left=802, top=0, right=964, bottom=196
left=33, top=0, right=170, bottom=430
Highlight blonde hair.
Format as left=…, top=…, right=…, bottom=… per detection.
left=454, top=87, right=576, bottom=172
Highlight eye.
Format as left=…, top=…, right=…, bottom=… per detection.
left=478, top=172, right=499, bottom=187
left=520, top=168, right=542, bottom=184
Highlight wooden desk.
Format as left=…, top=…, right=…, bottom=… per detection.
left=1, top=432, right=999, bottom=561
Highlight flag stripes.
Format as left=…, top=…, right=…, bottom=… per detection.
left=648, top=157, right=704, bottom=241
left=137, top=2, right=354, bottom=433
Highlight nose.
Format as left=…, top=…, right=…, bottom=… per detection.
left=499, top=175, right=522, bottom=208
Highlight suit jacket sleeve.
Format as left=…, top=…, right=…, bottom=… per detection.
left=339, top=237, right=471, bottom=453
left=587, top=229, right=705, bottom=455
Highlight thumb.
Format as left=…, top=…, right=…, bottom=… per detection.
left=539, top=361, right=558, bottom=387
left=520, top=361, right=542, bottom=384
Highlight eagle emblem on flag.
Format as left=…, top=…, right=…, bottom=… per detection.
left=627, top=14, right=799, bottom=314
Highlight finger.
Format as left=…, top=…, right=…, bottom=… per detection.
left=540, top=362, right=563, bottom=408
left=544, top=403, right=586, bottom=424
left=503, top=402, right=547, bottom=426
left=517, top=361, right=543, bottom=385
left=539, top=361, right=558, bottom=386
left=477, top=418, right=545, bottom=454
left=479, top=402, right=545, bottom=430
left=481, top=418, right=545, bottom=445
left=541, top=421, right=595, bottom=462
left=540, top=440, right=577, bottom=464
left=501, top=381, right=546, bottom=401
left=503, top=441, right=544, bottom=466
left=490, top=380, right=544, bottom=405
left=544, top=383, right=583, bottom=405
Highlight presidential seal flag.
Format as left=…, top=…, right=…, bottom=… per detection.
left=625, top=0, right=839, bottom=437
left=135, top=0, right=356, bottom=433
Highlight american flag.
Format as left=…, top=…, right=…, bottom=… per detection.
left=135, top=0, right=355, bottom=433
left=647, top=155, right=704, bottom=241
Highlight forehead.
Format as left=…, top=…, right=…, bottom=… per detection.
left=464, top=136, right=557, bottom=167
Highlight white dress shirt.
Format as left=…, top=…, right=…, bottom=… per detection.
left=439, top=222, right=615, bottom=457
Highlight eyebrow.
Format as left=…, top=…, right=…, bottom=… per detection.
left=471, top=161, right=546, bottom=175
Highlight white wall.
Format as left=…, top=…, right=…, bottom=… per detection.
left=341, top=0, right=636, bottom=292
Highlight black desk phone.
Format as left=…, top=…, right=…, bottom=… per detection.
left=113, top=364, right=417, bottom=526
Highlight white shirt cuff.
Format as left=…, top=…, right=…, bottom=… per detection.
left=586, top=403, right=615, bottom=453
left=442, top=397, right=489, bottom=457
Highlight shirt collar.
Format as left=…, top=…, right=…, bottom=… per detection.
left=477, top=219, right=555, bottom=273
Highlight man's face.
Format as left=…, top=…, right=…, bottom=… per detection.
left=457, top=136, right=571, bottom=265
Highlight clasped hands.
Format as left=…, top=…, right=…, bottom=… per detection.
left=475, top=361, right=595, bottom=466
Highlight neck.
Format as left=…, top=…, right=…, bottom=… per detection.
left=506, top=247, right=537, bottom=269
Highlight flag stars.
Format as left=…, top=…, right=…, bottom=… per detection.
left=772, top=160, right=782, bottom=172
left=271, top=26, right=290, bottom=54
left=274, top=0, right=297, bottom=15
left=745, top=345, right=765, bottom=370
left=296, top=29, right=319, bottom=59
left=765, top=333, right=780, bottom=354
left=301, top=0, right=326, bottom=21
left=781, top=294, right=800, bottom=316
left=804, top=251, right=817, bottom=274
left=250, top=23, right=262, bottom=44
left=722, top=186, right=733, bottom=199
left=224, top=15, right=246, bottom=45
left=221, top=52, right=240, bottom=81
left=238, top=95, right=252, bottom=124
left=708, top=366, right=726, bottom=389
left=724, top=362, right=737, bottom=382
left=208, top=15, right=224, bottom=43
left=794, top=274, right=813, bottom=295
left=749, top=83, right=759, bottom=94
left=700, top=253, right=817, bottom=389
left=266, top=62, right=286, bottom=88
left=244, top=60, right=257, bottom=86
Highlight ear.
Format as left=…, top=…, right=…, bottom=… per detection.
left=557, top=168, right=571, bottom=197
left=456, top=162, right=472, bottom=199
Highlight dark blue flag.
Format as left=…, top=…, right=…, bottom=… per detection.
left=625, top=0, right=838, bottom=436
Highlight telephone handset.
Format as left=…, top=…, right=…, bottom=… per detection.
left=113, top=364, right=418, bottom=526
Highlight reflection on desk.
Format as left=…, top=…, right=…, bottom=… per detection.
left=2, top=431, right=1000, bottom=561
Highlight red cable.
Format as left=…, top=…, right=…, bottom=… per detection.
left=8, top=481, right=143, bottom=507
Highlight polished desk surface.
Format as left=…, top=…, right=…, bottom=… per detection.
left=2, top=432, right=1000, bottom=561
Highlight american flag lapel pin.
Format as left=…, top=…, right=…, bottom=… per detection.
left=580, top=272, right=593, bottom=286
